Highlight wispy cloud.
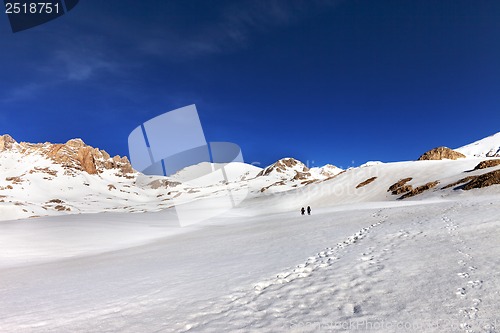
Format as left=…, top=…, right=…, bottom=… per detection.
left=136, top=0, right=346, bottom=59
left=54, top=48, right=117, bottom=81
left=1, top=82, right=47, bottom=104
left=41, top=33, right=121, bottom=82
left=1, top=35, right=121, bottom=104
left=0, top=1, right=346, bottom=104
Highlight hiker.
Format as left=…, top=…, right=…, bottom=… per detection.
left=301, top=207, right=305, bottom=215
left=307, top=206, right=311, bottom=215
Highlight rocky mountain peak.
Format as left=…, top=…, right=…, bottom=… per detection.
left=257, top=158, right=309, bottom=177
left=319, top=164, right=343, bottom=176
left=418, top=147, right=466, bottom=161
left=65, top=138, right=87, bottom=148
left=0, top=134, right=17, bottom=151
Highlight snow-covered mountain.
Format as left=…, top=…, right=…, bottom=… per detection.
left=169, top=161, right=262, bottom=185
left=0, top=136, right=342, bottom=221
left=2, top=133, right=500, bottom=332
left=257, top=158, right=342, bottom=183
left=257, top=158, right=312, bottom=179
left=0, top=134, right=201, bottom=221
left=455, top=132, right=500, bottom=157
left=1, top=133, right=500, bottom=222
left=310, top=163, right=344, bottom=178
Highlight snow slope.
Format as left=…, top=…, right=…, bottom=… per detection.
left=236, top=157, right=500, bottom=216
left=0, top=147, right=173, bottom=220
left=455, top=132, right=500, bottom=157
left=0, top=141, right=346, bottom=221
left=168, top=162, right=262, bottom=185
left=1, top=133, right=500, bottom=332
left=0, top=193, right=499, bottom=332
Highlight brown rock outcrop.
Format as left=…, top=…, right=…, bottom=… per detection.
left=0, top=135, right=135, bottom=177
left=148, top=179, right=181, bottom=189
left=356, top=177, right=377, bottom=189
left=399, top=181, right=439, bottom=199
left=31, top=139, right=133, bottom=176
left=473, top=159, right=500, bottom=170
left=0, top=134, right=16, bottom=151
left=441, top=169, right=500, bottom=190
left=6, top=176, right=23, bottom=184
left=462, top=170, right=500, bottom=190
left=257, top=158, right=310, bottom=177
left=442, top=176, right=476, bottom=190
left=388, top=178, right=413, bottom=195
left=44, top=140, right=100, bottom=175
left=45, top=139, right=112, bottom=175
left=260, top=181, right=286, bottom=192
left=418, top=147, right=466, bottom=161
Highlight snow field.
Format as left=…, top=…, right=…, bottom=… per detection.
left=1, top=194, right=499, bottom=332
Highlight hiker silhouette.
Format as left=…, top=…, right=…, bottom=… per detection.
left=307, top=206, right=311, bottom=215
left=301, top=207, right=305, bottom=215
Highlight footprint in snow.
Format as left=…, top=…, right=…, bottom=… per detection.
left=467, top=280, right=483, bottom=289
left=456, top=287, right=466, bottom=297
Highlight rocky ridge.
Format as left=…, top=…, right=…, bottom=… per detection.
left=0, top=134, right=134, bottom=177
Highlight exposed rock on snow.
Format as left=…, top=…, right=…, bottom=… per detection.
left=442, top=166, right=500, bottom=190
left=0, top=134, right=17, bottom=151
left=41, top=139, right=134, bottom=176
left=473, top=159, right=500, bottom=170
left=256, top=159, right=343, bottom=192
left=442, top=176, right=477, bottom=190
left=5, top=176, right=23, bottom=184
left=356, top=177, right=377, bottom=189
left=462, top=169, right=500, bottom=190
left=256, top=158, right=320, bottom=192
left=1, top=135, right=135, bottom=177
left=2, top=188, right=500, bottom=332
left=3, top=134, right=500, bottom=333
left=257, top=158, right=310, bottom=178
left=29, top=167, right=58, bottom=176
left=399, top=180, right=439, bottom=199
left=260, top=181, right=286, bottom=192
left=388, top=177, right=413, bottom=195
left=148, top=179, right=181, bottom=189
left=2, top=132, right=500, bottom=222
left=418, top=147, right=466, bottom=161
left=310, top=164, right=343, bottom=178
left=0, top=135, right=151, bottom=220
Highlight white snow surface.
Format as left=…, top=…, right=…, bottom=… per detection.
left=1, top=192, right=500, bottom=333
left=455, top=132, right=500, bottom=157
left=1, top=151, right=500, bottom=332
left=309, top=164, right=344, bottom=179
left=359, top=161, right=384, bottom=168
left=2, top=134, right=500, bottom=332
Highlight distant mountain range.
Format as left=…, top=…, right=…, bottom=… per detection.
left=0, top=132, right=499, bottom=221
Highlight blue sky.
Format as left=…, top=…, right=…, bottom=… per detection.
left=1, top=0, right=499, bottom=169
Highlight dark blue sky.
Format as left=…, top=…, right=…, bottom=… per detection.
left=1, top=0, right=499, bottom=168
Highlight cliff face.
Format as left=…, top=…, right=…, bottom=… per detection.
left=0, top=135, right=134, bottom=177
